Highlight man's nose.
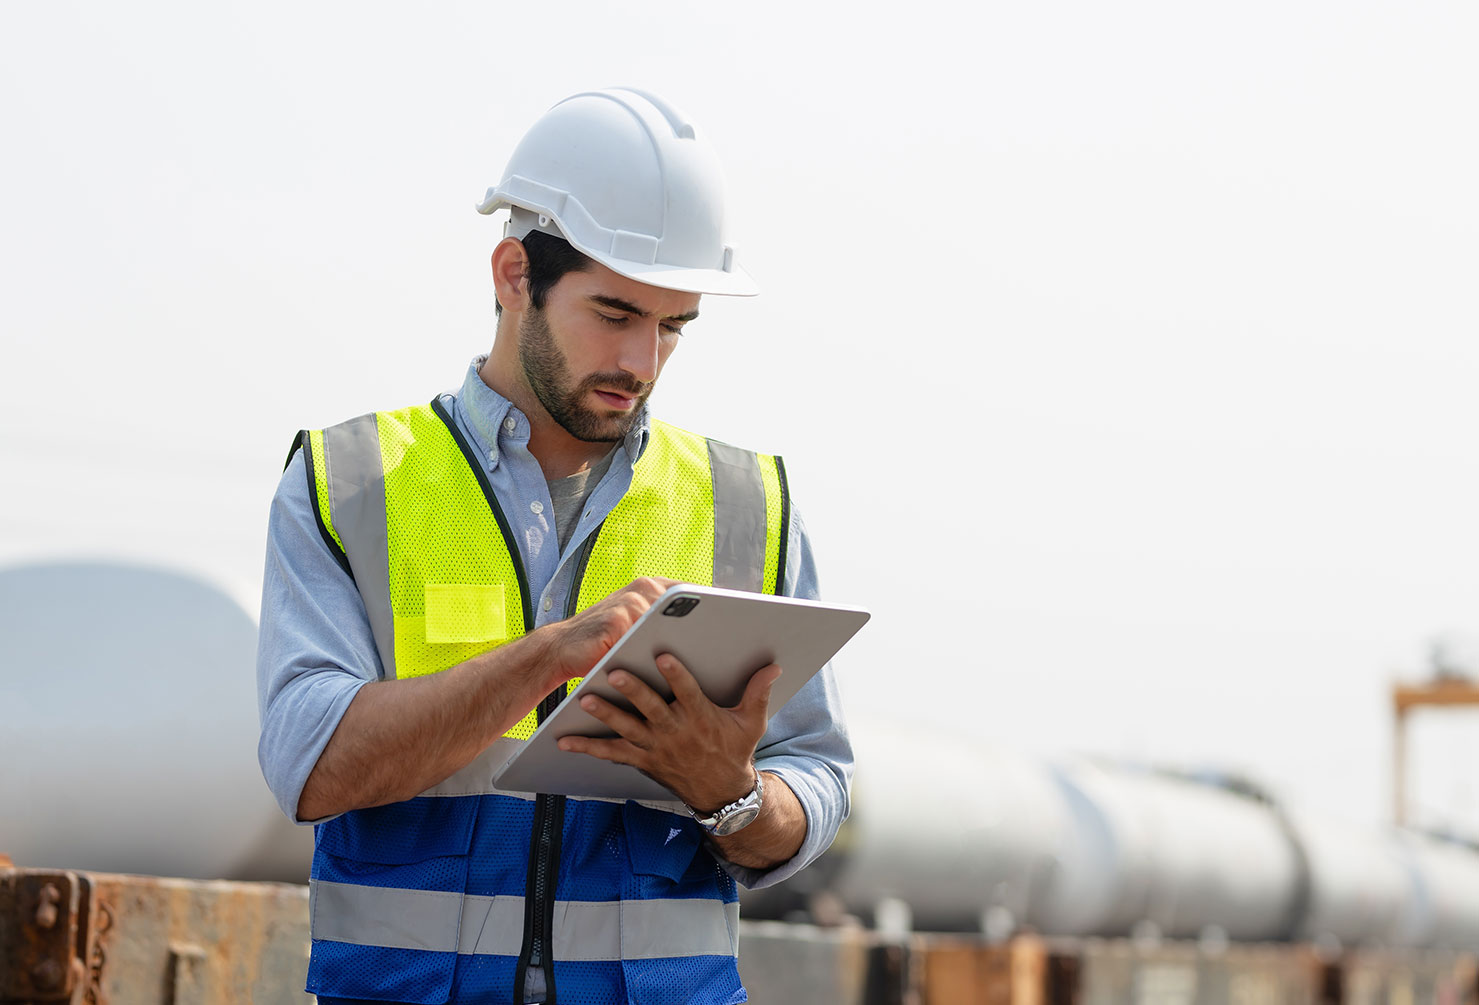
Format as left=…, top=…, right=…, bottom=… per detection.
left=616, top=323, right=661, bottom=384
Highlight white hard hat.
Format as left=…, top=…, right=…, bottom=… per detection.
left=476, top=88, right=757, bottom=297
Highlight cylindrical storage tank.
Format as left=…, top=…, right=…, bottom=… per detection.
left=1283, top=807, right=1411, bottom=948
left=1397, top=831, right=1479, bottom=950
left=1032, top=760, right=1302, bottom=941
left=806, top=720, right=1070, bottom=932
left=0, top=562, right=312, bottom=881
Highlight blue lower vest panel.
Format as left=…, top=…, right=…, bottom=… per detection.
left=309, top=941, right=458, bottom=1003
left=434, top=956, right=746, bottom=1004
left=308, top=793, right=744, bottom=1003
left=619, top=956, right=749, bottom=1005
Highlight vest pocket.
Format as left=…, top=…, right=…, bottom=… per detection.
left=622, top=800, right=703, bottom=882
left=309, top=797, right=478, bottom=1004
left=617, top=802, right=744, bottom=1000
left=423, top=583, right=507, bottom=643
left=316, top=796, right=478, bottom=864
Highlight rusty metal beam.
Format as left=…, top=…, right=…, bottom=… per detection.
left=1, top=870, right=91, bottom=1001
left=3, top=866, right=311, bottom=1005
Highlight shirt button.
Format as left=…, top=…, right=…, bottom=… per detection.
left=487, top=449, right=498, bottom=465
left=542, top=596, right=553, bottom=612
left=503, top=417, right=516, bottom=432
left=530, top=500, right=544, bottom=515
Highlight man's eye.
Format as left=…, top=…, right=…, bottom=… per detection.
left=661, top=323, right=685, bottom=336
left=598, top=313, right=627, bottom=326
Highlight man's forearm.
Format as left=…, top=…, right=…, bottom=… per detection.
left=294, top=578, right=675, bottom=821
left=707, top=771, right=807, bottom=870
left=296, top=630, right=562, bottom=821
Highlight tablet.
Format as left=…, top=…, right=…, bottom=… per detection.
left=492, top=584, right=869, bottom=800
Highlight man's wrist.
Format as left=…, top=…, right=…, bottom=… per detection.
left=685, top=767, right=764, bottom=836
left=681, top=765, right=760, bottom=816
left=507, top=622, right=575, bottom=695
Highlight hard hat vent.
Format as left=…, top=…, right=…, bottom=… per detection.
left=606, top=87, right=697, bottom=140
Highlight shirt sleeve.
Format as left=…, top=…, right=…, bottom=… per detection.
left=256, top=448, right=380, bottom=823
left=715, top=505, right=855, bottom=890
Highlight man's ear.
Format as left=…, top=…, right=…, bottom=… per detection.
left=491, top=237, right=529, bottom=314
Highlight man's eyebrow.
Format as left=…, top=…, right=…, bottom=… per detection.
left=590, top=294, right=699, bottom=324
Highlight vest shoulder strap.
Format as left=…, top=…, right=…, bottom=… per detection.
left=301, top=412, right=398, bottom=675
left=285, top=428, right=353, bottom=580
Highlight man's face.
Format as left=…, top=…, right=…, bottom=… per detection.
left=517, top=262, right=700, bottom=443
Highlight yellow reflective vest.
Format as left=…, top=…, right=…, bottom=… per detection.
left=293, top=397, right=789, bottom=1003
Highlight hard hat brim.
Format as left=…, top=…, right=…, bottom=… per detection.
left=480, top=196, right=759, bottom=297
left=579, top=251, right=759, bottom=297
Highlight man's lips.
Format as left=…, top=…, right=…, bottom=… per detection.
left=593, top=389, right=638, bottom=409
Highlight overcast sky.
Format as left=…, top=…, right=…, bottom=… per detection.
left=3, top=1, right=1477, bottom=835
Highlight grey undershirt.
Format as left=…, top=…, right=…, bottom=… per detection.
left=547, top=448, right=616, bottom=554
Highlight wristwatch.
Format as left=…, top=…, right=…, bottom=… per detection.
left=687, top=771, right=765, bottom=836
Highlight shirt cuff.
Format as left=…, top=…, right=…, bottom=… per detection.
left=711, top=757, right=846, bottom=890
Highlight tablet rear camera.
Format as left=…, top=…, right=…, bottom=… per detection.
left=662, top=596, right=701, bottom=617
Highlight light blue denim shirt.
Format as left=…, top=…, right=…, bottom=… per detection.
left=256, top=359, right=852, bottom=888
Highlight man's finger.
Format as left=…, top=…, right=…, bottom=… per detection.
left=606, top=669, right=675, bottom=726
left=578, top=693, right=650, bottom=740
left=558, top=733, right=645, bottom=767
left=738, top=663, right=783, bottom=717
left=625, top=576, right=682, bottom=602
left=655, top=653, right=708, bottom=707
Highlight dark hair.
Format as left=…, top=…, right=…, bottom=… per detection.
left=496, top=230, right=594, bottom=316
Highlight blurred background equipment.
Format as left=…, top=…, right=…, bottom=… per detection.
left=0, top=561, right=312, bottom=881
left=5, top=559, right=1479, bottom=1002
left=6, top=558, right=1479, bottom=951
left=742, top=720, right=1479, bottom=952
left=1392, top=637, right=1479, bottom=828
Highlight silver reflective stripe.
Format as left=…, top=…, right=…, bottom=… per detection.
left=323, top=414, right=396, bottom=680
left=612, top=899, right=741, bottom=960
left=707, top=440, right=766, bottom=592
left=456, top=894, right=527, bottom=955
left=311, top=881, right=739, bottom=960
left=312, top=879, right=462, bottom=953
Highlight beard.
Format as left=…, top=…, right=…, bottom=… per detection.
left=518, top=307, right=653, bottom=443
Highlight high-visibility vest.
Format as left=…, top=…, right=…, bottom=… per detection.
left=289, top=398, right=789, bottom=1004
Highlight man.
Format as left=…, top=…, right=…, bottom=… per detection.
left=256, top=88, right=851, bottom=1004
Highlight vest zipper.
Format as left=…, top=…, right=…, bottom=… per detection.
left=516, top=526, right=604, bottom=1002
left=524, top=704, right=566, bottom=998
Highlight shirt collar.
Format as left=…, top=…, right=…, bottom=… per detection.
left=456, top=356, right=652, bottom=470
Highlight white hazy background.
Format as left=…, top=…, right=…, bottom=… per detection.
left=3, top=2, right=1477, bottom=836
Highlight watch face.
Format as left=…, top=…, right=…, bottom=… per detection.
left=710, top=804, right=761, bottom=836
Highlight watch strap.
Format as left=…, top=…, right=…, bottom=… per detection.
left=687, top=770, right=764, bottom=834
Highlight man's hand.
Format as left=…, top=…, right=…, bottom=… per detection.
left=556, top=653, right=781, bottom=813
left=542, top=577, right=680, bottom=685
left=557, top=653, right=808, bottom=869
